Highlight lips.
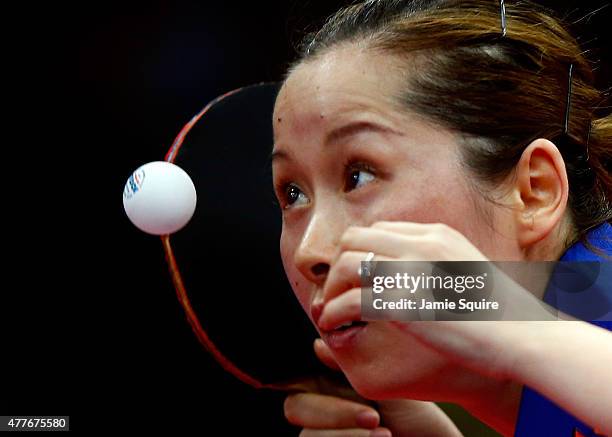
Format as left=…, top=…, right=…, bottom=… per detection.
left=334, top=320, right=368, bottom=330
left=321, top=322, right=368, bottom=350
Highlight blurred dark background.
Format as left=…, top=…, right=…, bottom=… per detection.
left=6, top=0, right=610, bottom=434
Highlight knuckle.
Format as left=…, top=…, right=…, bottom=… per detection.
left=334, top=252, right=360, bottom=283
left=428, top=222, right=447, bottom=233
left=372, top=220, right=391, bottom=228
left=340, top=226, right=359, bottom=247
left=433, top=222, right=454, bottom=236
left=336, top=251, right=353, bottom=272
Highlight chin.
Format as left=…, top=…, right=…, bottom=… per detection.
left=344, top=360, right=485, bottom=404
left=346, top=372, right=411, bottom=401
left=332, top=322, right=461, bottom=401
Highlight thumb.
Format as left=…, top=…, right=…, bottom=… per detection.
left=314, top=338, right=342, bottom=371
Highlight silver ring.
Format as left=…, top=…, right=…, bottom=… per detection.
left=358, top=252, right=376, bottom=277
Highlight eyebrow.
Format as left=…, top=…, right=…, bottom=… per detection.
left=269, top=120, right=402, bottom=164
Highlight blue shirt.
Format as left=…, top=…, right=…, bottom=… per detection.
left=514, top=222, right=612, bottom=437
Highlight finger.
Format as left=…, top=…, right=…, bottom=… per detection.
left=274, top=374, right=371, bottom=404
left=323, top=250, right=369, bottom=305
left=314, top=338, right=342, bottom=371
left=371, top=221, right=486, bottom=261
left=319, top=288, right=361, bottom=332
left=299, top=428, right=392, bottom=437
left=323, top=250, right=394, bottom=305
left=337, top=226, right=430, bottom=261
left=371, top=220, right=447, bottom=235
left=284, top=392, right=380, bottom=429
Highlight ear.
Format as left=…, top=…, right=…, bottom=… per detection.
left=512, top=138, right=569, bottom=248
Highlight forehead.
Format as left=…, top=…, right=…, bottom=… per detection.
left=273, top=45, right=407, bottom=138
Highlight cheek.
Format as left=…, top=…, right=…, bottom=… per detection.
left=382, top=179, right=517, bottom=258
left=374, top=166, right=480, bottom=226
left=364, top=163, right=506, bottom=254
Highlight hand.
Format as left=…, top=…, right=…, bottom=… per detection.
left=283, top=338, right=463, bottom=436
left=318, top=221, right=487, bottom=333
left=317, top=221, right=558, bottom=379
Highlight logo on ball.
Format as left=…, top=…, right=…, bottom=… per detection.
left=123, top=168, right=146, bottom=199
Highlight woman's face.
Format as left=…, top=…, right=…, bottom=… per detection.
left=271, top=45, right=523, bottom=400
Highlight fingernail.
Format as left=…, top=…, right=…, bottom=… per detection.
left=356, top=410, right=379, bottom=429
left=311, top=302, right=324, bottom=326
left=317, top=306, right=331, bottom=331
left=317, top=316, right=334, bottom=332
left=370, top=428, right=392, bottom=437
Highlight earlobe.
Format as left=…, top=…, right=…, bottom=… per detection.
left=514, top=139, right=569, bottom=249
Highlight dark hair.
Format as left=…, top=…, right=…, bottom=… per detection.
left=287, top=0, right=611, bottom=253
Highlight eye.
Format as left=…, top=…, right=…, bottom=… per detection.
left=345, top=162, right=376, bottom=191
left=280, top=183, right=308, bottom=209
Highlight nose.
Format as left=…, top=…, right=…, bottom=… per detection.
left=293, top=210, right=338, bottom=287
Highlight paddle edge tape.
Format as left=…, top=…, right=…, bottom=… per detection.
left=160, top=83, right=284, bottom=390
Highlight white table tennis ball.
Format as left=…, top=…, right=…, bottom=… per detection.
left=123, top=161, right=197, bottom=235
